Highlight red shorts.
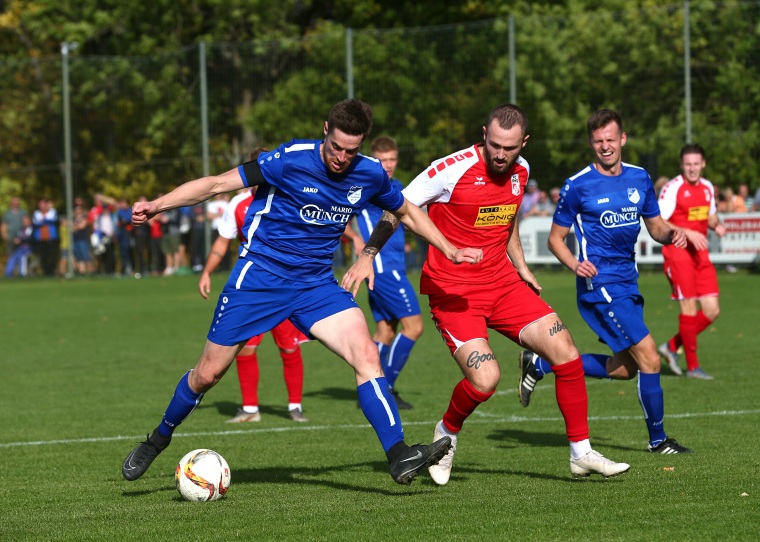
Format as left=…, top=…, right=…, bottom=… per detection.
left=663, top=248, right=719, bottom=300
left=244, top=319, right=309, bottom=349
left=428, top=278, right=555, bottom=356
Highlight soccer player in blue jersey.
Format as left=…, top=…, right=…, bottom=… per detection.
left=518, top=109, right=693, bottom=454
left=121, top=99, right=483, bottom=485
left=342, top=136, right=422, bottom=409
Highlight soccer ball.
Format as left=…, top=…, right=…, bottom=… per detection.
left=175, top=449, right=231, bottom=502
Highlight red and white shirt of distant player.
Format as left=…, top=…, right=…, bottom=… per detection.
left=658, top=175, right=722, bottom=300
left=217, top=189, right=307, bottom=348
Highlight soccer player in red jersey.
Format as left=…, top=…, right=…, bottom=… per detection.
left=657, top=144, right=726, bottom=380
left=343, top=104, right=630, bottom=483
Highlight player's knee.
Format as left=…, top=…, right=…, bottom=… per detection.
left=402, top=317, right=424, bottom=340
left=703, top=306, right=720, bottom=321
left=188, top=368, right=220, bottom=392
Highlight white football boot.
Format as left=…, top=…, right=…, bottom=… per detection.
left=570, top=450, right=630, bottom=479
left=428, top=420, right=458, bottom=485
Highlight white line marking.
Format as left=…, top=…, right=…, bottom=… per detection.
left=2, top=409, right=758, bottom=448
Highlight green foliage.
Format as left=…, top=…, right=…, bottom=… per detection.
left=1, top=1, right=759, bottom=205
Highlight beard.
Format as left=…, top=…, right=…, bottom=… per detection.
left=483, top=147, right=513, bottom=175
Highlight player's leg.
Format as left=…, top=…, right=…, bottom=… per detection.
left=424, top=289, right=497, bottom=485
left=659, top=255, right=698, bottom=375
left=122, top=339, right=240, bottom=481
left=298, top=285, right=450, bottom=485
left=368, top=272, right=422, bottom=408
left=228, top=336, right=262, bottom=423
left=684, top=257, right=720, bottom=379
left=270, top=319, right=308, bottom=421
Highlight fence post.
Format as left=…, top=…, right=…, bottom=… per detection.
left=61, top=41, right=78, bottom=279
left=346, top=28, right=354, bottom=99
left=199, top=41, right=211, bottom=254
left=509, top=15, right=516, bottom=104
left=684, top=0, right=692, bottom=143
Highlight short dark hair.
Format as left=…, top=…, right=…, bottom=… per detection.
left=486, top=103, right=528, bottom=134
left=680, top=143, right=705, bottom=160
left=326, top=99, right=373, bottom=139
left=247, top=147, right=270, bottom=162
left=587, top=109, right=623, bottom=139
left=371, top=135, right=397, bottom=154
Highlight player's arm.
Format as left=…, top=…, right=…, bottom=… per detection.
left=198, top=235, right=232, bottom=300
left=341, top=201, right=482, bottom=296
left=643, top=215, right=687, bottom=248
left=342, top=220, right=366, bottom=255
left=662, top=219, right=709, bottom=250
left=508, top=223, right=542, bottom=294
left=708, top=213, right=726, bottom=237
left=132, top=167, right=245, bottom=226
left=548, top=222, right=597, bottom=278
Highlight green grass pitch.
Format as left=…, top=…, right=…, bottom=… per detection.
left=1, top=269, right=757, bottom=540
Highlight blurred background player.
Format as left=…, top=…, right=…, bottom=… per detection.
left=198, top=147, right=309, bottom=422
left=342, top=136, right=422, bottom=409
left=657, top=144, right=725, bottom=380
left=521, top=109, right=692, bottom=455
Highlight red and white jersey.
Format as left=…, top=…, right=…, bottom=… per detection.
left=658, top=175, right=717, bottom=236
left=403, top=144, right=530, bottom=291
left=217, top=190, right=254, bottom=242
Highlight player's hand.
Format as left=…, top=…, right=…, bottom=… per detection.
left=685, top=229, right=708, bottom=251
left=198, top=273, right=212, bottom=300
left=517, top=267, right=542, bottom=296
left=670, top=227, right=688, bottom=249
left=451, top=247, right=483, bottom=264
left=574, top=260, right=598, bottom=278
left=132, top=200, right=158, bottom=226
left=341, top=254, right=374, bottom=297
left=714, top=223, right=727, bottom=238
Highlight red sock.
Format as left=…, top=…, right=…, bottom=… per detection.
left=280, top=348, right=304, bottom=404
left=679, top=313, right=699, bottom=371
left=442, top=378, right=494, bottom=433
left=671, top=311, right=713, bottom=352
left=236, top=353, right=259, bottom=407
left=695, top=310, right=713, bottom=334
left=552, top=357, right=589, bottom=442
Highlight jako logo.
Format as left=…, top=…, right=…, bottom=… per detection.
left=303, top=187, right=318, bottom=193
left=597, top=197, right=609, bottom=204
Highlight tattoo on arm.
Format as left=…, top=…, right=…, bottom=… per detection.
left=361, top=211, right=399, bottom=256
left=466, top=350, right=496, bottom=369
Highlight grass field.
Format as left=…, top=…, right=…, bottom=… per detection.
left=1, top=269, right=758, bottom=541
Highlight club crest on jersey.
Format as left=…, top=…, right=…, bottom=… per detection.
left=347, top=186, right=363, bottom=205
left=511, top=174, right=521, bottom=196
left=627, top=188, right=640, bottom=204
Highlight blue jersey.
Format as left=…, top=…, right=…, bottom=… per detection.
left=553, top=162, right=660, bottom=290
left=355, top=178, right=407, bottom=274
left=237, top=139, right=405, bottom=283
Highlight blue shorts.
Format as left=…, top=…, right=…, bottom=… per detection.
left=577, top=281, right=650, bottom=353
left=368, top=270, right=421, bottom=323
left=207, top=259, right=359, bottom=346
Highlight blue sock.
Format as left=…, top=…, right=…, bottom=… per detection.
left=580, top=353, right=611, bottom=378
left=534, top=355, right=552, bottom=377
left=385, top=334, right=415, bottom=389
left=637, top=372, right=667, bottom=446
left=158, top=371, right=204, bottom=437
left=357, top=377, right=404, bottom=452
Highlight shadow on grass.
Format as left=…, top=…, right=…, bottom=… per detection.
left=302, top=386, right=358, bottom=402
left=120, top=459, right=441, bottom=497
left=486, top=427, right=641, bottom=453
left=202, top=400, right=303, bottom=422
